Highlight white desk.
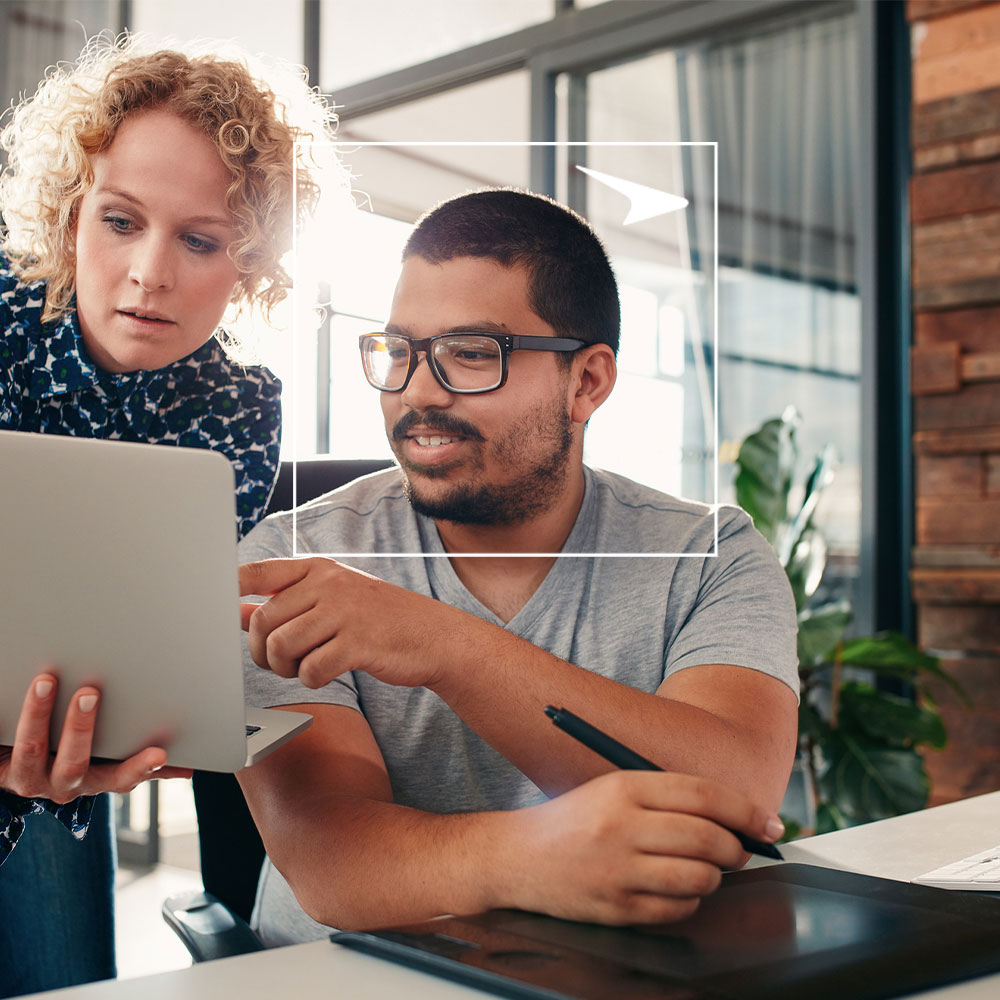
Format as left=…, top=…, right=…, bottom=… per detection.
left=30, top=791, right=1000, bottom=1000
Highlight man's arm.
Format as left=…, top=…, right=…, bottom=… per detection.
left=237, top=702, right=785, bottom=931
left=240, top=558, right=797, bottom=812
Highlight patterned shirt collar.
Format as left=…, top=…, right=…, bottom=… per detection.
left=28, top=308, right=102, bottom=399
left=29, top=308, right=216, bottom=401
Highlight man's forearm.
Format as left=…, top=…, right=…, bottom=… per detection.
left=248, top=792, right=523, bottom=930
left=239, top=558, right=797, bottom=812
left=428, top=615, right=797, bottom=810
left=241, top=762, right=787, bottom=932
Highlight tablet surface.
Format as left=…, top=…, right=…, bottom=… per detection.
left=332, top=864, right=1000, bottom=1000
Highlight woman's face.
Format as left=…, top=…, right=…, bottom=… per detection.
left=74, top=109, right=241, bottom=373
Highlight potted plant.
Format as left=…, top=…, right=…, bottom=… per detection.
left=733, top=407, right=966, bottom=835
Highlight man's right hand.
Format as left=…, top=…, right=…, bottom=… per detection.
left=0, top=673, right=192, bottom=802
left=504, top=770, right=785, bottom=926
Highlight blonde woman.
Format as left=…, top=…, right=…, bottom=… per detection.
left=0, top=36, right=341, bottom=994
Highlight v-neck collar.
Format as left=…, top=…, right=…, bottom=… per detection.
left=418, top=467, right=597, bottom=632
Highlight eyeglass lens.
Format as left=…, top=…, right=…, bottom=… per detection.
left=365, top=335, right=503, bottom=391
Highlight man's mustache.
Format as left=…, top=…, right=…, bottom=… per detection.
left=392, top=410, right=485, bottom=443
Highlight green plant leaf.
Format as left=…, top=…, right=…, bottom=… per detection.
left=779, top=443, right=836, bottom=566
left=734, top=411, right=797, bottom=547
left=817, top=731, right=930, bottom=824
left=815, top=801, right=847, bottom=835
left=838, top=632, right=970, bottom=705
left=837, top=682, right=947, bottom=750
left=733, top=412, right=967, bottom=834
left=798, top=699, right=827, bottom=742
left=778, top=816, right=804, bottom=842
left=785, top=527, right=828, bottom=612
left=796, top=600, right=851, bottom=668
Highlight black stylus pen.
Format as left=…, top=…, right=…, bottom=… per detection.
left=545, top=705, right=783, bottom=861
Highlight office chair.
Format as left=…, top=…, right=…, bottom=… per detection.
left=163, top=457, right=393, bottom=961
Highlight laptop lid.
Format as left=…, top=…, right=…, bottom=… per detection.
left=0, top=430, right=308, bottom=771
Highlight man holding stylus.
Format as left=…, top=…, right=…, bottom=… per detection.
left=237, top=189, right=799, bottom=945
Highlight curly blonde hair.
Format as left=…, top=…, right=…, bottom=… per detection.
left=0, top=34, right=341, bottom=326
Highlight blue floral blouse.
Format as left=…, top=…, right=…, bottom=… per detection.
left=0, top=254, right=282, bottom=864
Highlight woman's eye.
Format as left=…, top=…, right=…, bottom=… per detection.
left=103, top=215, right=135, bottom=234
left=183, top=234, right=219, bottom=253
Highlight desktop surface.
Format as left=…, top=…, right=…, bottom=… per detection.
left=25, top=791, right=1000, bottom=1000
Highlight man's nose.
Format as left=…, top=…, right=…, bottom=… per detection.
left=128, top=238, right=175, bottom=292
left=400, top=350, right=453, bottom=407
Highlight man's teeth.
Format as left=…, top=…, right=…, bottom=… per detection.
left=416, top=435, right=457, bottom=447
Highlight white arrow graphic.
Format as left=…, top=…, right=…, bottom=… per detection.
left=575, top=166, right=689, bottom=225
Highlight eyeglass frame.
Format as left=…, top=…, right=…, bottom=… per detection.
left=358, top=331, right=588, bottom=394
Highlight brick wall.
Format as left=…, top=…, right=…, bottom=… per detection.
left=909, top=0, right=1000, bottom=804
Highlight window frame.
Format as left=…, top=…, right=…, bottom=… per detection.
left=322, top=0, right=910, bottom=638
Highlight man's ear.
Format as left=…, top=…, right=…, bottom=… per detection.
left=568, top=344, right=617, bottom=425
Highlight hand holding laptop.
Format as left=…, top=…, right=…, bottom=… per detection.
left=1, top=672, right=192, bottom=802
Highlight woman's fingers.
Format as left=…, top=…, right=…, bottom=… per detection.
left=5, top=674, right=58, bottom=796
left=47, top=687, right=102, bottom=800
left=2, top=675, right=193, bottom=800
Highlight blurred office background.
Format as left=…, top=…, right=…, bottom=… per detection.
left=2, top=0, right=998, bottom=975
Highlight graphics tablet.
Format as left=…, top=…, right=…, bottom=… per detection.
left=0, top=430, right=310, bottom=771
left=332, top=863, right=1000, bottom=1000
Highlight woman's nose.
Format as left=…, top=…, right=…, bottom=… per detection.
left=128, top=238, right=175, bottom=292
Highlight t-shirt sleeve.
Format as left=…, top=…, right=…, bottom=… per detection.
left=664, top=507, right=800, bottom=697
left=239, top=518, right=362, bottom=713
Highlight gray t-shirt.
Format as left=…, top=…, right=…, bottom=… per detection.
left=240, top=465, right=798, bottom=944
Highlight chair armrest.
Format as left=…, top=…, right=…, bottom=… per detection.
left=162, top=890, right=265, bottom=962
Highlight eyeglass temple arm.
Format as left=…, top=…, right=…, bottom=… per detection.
left=509, top=336, right=586, bottom=351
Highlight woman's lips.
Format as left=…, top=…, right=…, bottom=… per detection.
left=117, top=309, right=175, bottom=330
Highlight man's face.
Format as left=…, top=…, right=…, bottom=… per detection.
left=380, top=255, right=577, bottom=526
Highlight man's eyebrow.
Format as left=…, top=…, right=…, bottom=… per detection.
left=383, top=321, right=513, bottom=337
left=93, top=186, right=232, bottom=227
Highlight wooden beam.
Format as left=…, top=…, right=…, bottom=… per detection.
left=962, top=350, right=1000, bottom=380
left=913, top=210, right=1000, bottom=289
left=915, top=275, right=1000, bottom=309
left=909, top=0, right=994, bottom=22
left=912, top=342, right=961, bottom=394
left=912, top=84, right=1000, bottom=147
left=917, top=499, right=1000, bottom=544
left=916, top=453, right=985, bottom=495
left=914, top=426, right=1000, bottom=454
left=912, top=545, right=1000, bottom=567
left=911, top=161, right=1000, bottom=223
left=915, top=304, right=1000, bottom=351
left=915, top=381, right=1000, bottom=430
left=912, top=567, right=1000, bottom=602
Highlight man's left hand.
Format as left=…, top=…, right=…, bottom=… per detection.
left=240, top=557, right=463, bottom=690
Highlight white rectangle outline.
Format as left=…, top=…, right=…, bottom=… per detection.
left=290, top=141, right=719, bottom=560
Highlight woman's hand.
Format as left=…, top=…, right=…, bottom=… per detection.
left=0, top=673, right=192, bottom=803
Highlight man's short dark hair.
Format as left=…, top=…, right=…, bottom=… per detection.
left=403, top=188, right=620, bottom=357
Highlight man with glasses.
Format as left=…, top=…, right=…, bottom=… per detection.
left=236, top=189, right=798, bottom=945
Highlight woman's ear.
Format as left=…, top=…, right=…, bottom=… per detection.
left=568, top=344, right=617, bottom=425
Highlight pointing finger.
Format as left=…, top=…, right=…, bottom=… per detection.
left=239, top=558, right=312, bottom=598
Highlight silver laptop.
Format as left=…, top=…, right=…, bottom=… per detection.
left=0, top=430, right=311, bottom=771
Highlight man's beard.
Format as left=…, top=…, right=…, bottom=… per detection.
left=392, top=397, right=574, bottom=526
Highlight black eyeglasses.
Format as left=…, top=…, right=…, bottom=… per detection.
left=359, top=332, right=586, bottom=394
